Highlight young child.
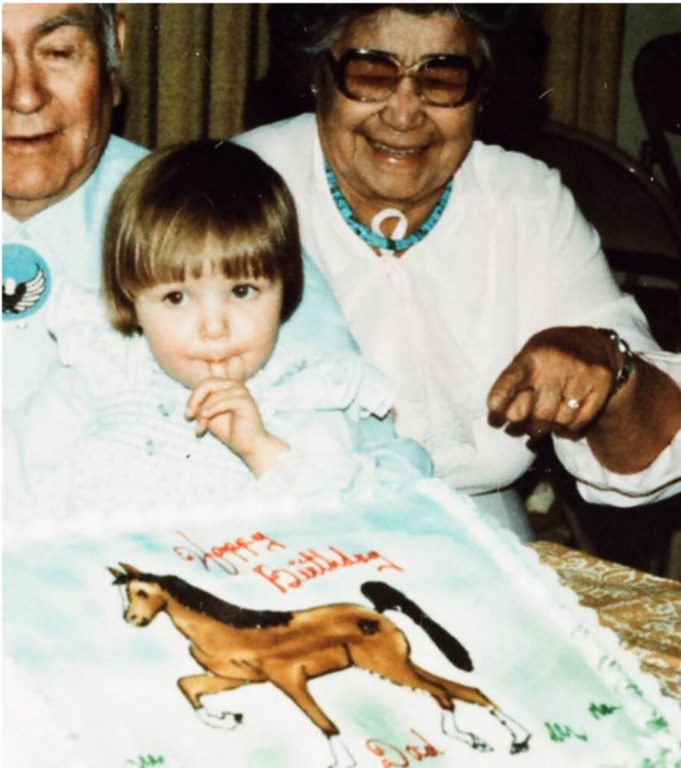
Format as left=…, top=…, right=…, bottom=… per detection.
left=5, top=142, right=430, bottom=527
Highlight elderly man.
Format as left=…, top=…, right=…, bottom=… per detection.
left=2, top=3, right=147, bottom=409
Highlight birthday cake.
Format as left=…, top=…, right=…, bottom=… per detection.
left=4, top=476, right=681, bottom=768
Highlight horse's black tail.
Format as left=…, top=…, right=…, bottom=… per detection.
left=361, top=581, right=473, bottom=673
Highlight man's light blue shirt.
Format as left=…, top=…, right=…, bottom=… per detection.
left=3, top=135, right=148, bottom=410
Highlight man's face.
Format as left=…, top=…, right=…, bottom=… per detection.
left=2, top=4, right=122, bottom=220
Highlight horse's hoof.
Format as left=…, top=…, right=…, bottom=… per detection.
left=196, top=707, right=243, bottom=729
left=328, top=734, right=357, bottom=768
left=510, top=736, right=531, bottom=754
left=472, top=737, right=494, bottom=753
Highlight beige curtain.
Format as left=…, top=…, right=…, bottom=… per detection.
left=116, top=3, right=268, bottom=148
left=115, top=4, right=624, bottom=149
left=541, top=4, right=625, bottom=140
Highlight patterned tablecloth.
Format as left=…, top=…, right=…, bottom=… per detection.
left=529, top=540, right=681, bottom=706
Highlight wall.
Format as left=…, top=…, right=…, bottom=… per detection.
left=617, top=4, right=681, bottom=175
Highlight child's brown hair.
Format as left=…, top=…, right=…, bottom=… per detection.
left=102, top=140, right=303, bottom=335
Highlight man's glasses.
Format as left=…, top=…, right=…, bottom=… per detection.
left=326, top=48, right=484, bottom=108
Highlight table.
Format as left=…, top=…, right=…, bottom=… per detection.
left=530, top=540, right=681, bottom=706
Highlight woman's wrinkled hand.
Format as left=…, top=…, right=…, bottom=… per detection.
left=486, top=326, right=625, bottom=439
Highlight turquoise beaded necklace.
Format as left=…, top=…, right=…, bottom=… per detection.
left=324, top=159, right=453, bottom=252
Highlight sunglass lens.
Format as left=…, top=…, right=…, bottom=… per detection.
left=417, top=62, right=471, bottom=106
left=344, top=55, right=399, bottom=101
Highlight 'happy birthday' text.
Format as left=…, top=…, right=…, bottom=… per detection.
left=173, top=530, right=403, bottom=593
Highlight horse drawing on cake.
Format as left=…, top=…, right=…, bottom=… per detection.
left=110, top=563, right=530, bottom=766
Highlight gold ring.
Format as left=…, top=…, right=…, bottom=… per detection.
left=564, top=397, right=581, bottom=410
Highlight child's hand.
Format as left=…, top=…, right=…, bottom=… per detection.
left=185, top=364, right=288, bottom=477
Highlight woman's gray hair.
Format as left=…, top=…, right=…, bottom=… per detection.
left=97, top=4, right=119, bottom=71
left=271, top=4, right=519, bottom=67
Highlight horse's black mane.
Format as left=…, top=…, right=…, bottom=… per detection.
left=141, top=573, right=293, bottom=629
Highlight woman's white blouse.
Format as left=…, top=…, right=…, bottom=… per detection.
left=236, top=113, right=680, bottom=503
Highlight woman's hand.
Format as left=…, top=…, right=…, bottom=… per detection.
left=486, top=326, right=625, bottom=438
left=487, top=325, right=681, bottom=473
left=185, top=376, right=289, bottom=477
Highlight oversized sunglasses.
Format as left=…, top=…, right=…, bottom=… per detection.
left=326, top=48, right=484, bottom=108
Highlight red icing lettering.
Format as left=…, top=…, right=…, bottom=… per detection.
left=366, top=730, right=444, bottom=766
left=253, top=545, right=403, bottom=594
left=174, top=530, right=285, bottom=574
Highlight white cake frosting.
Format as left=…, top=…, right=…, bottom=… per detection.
left=4, top=479, right=680, bottom=767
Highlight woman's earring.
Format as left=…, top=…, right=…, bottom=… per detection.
left=311, top=84, right=319, bottom=96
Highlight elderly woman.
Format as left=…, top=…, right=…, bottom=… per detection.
left=236, top=4, right=681, bottom=539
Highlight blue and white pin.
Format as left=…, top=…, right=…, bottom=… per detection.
left=3, top=243, right=51, bottom=320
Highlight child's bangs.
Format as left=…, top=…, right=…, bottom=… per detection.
left=145, top=207, right=285, bottom=286
left=208, top=220, right=285, bottom=284
left=125, top=210, right=277, bottom=292
left=137, top=210, right=208, bottom=286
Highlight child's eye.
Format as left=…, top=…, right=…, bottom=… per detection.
left=162, top=290, right=186, bottom=306
left=231, top=284, right=258, bottom=300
